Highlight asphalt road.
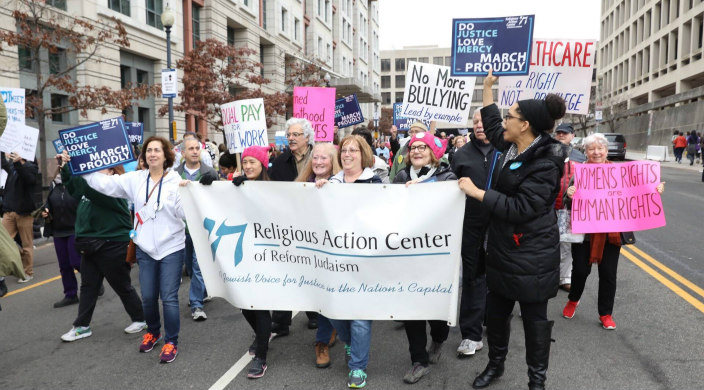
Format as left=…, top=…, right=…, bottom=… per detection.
left=1, top=162, right=703, bottom=390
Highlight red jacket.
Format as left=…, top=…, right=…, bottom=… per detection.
left=673, top=136, right=687, bottom=148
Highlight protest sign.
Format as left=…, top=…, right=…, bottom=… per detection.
left=293, top=87, right=336, bottom=142
left=59, top=117, right=134, bottom=175
left=402, top=61, right=475, bottom=125
left=0, top=123, right=38, bottom=160
left=451, top=15, right=535, bottom=76
left=393, top=103, right=431, bottom=131
left=274, top=130, right=288, bottom=147
left=334, top=94, right=364, bottom=128
left=52, top=139, right=65, bottom=154
left=180, top=181, right=464, bottom=323
left=161, top=69, right=178, bottom=98
left=125, top=122, right=144, bottom=144
left=571, top=161, right=666, bottom=233
left=498, top=39, right=596, bottom=115
left=221, top=98, right=268, bottom=154
left=0, top=88, right=26, bottom=130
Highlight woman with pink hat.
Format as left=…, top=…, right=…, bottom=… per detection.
left=391, top=131, right=457, bottom=384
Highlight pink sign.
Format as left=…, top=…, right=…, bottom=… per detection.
left=571, top=161, right=666, bottom=233
left=293, top=87, right=336, bottom=142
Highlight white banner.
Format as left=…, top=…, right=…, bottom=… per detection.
left=180, top=181, right=464, bottom=324
left=0, top=122, right=39, bottom=160
left=1, top=88, right=26, bottom=127
left=402, top=61, right=476, bottom=125
left=498, top=39, right=596, bottom=115
left=161, top=69, right=178, bottom=98
left=220, top=98, right=268, bottom=154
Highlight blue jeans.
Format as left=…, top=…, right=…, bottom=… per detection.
left=137, top=247, right=184, bottom=345
left=186, top=233, right=206, bottom=310
left=315, top=314, right=335, bottom=344
left=329, top=319, right=372, bottom=371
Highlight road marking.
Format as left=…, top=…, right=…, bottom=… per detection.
left=3, top=275, right=63, bottom=297
left=628, top=244, right=704, bottom=300
left=209, top=311, right=299, bottom=390
left=621, top=246, right=704, bottom=314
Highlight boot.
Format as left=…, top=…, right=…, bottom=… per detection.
left=472, top=315, right=512, bottom=389
left=523, top=320, right=554, bottom=390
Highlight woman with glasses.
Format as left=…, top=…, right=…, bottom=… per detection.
left=392, top=131, right=456, bottom=384
left=458, top=70, right=568, bottom=390
left=317, top=135, right=381, bottom=388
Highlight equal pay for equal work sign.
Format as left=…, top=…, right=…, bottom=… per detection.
left=59, top=117, right=135, bottom=175
left=221, top=98, right=268, bottom=154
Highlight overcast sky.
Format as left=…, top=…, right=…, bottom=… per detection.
left=379, top=0, right=602, bottom=51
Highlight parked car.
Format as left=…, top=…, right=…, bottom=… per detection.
left=571, top=136, right=584, bottom=152
left=600, top=133, right=627, bottom=160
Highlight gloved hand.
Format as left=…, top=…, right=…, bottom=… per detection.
left=199, top=172, right=217, bottom=185
left=232, top=175, right=248, bottom=186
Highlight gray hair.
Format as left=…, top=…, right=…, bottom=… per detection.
left=285, top=117, right=316, bottom=147
left=583, top=133, right=609, bottom=149
left=473, top=108, right=482, bottom=119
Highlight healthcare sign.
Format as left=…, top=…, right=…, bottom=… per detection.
left=220, top=98, right=268, bottom=154
left=180, top=181, right=465, bottom=323
left=451, top=15, right=535, bottom=76
left=293, top=87, right=336, bottom=142
left=334, top=94, right=364, bottom=128
left=498, top=39, right=597, bottom=115
left=59, top=117, right=135, bottom=175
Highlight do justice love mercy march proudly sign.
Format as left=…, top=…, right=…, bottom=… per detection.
left=180, top=181, right=465, bottom=323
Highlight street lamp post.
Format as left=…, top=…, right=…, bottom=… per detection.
left=161, top=5, right=175, bottom=143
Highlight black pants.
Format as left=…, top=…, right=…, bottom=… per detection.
left=569, top=242, right=620, bottom=316
left=271, top=310, right=317, bottom=327
left=459, top=227, right=488, bottom=341
left=242, top=309, right=272, bottom=360
left=73, top=240, right=144, bottom=327
left=487, top=291, right=547, bottom=322
left=404, top=320, right=449, bottom=365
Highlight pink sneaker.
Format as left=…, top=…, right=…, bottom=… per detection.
left=600, top=314, right=616, bottom=330
left=562, top=300, right=579, bottom=319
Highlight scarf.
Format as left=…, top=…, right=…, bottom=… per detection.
left=409, top=165, right=436, bottom=182
left=587, top=159, right=622, bottom=264
left=502, top=135, right=543, bottom=169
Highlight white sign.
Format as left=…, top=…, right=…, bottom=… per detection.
left=595, top=110, right=602, bottom=121
left=180, top=181, right=464, bottom=323
left=0, top=122, right=39, bottom=161
left=161, top=69, right=178, bottom=98
left=498, top=39, right=597, bottom=115
left=1, top=88, right=26, bottom=126
left=402, top=61, right=476, bottom=125
left=220, top=98, right=268, bottom=153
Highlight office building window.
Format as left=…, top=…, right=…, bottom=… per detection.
left=294, top=18, right=300, bottom=41
left=381, top=76, right=390, bottom=88
left=145, top=0, right=163, bottom=29
left=382, top=92, right=391, bottom=104
left=47, top=0, right=67, bottom=10
left=227, top=26, right=235, bottom=46
left=281, top=7, right=288, bottom=33
left=49, top=48, right=66, bottom=75
left=18, top=46, right=34, bottom=71
left=445, top=56, right=452, bottom=66
left=51, top=94, right=69, bottom=123
left=192, top=4, right=201, bottom=48
left=395, top=75, right=405, bottom=88
left=395, top=58, right=405, bottom=71
left=395, top=91, right=404, bottom=103
left=109, top=0, right=130, bottom=16
left=381, top=58, right=390, bottom=72
left=433, top=56, right=443, bottom=65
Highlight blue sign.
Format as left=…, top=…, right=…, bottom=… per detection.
left=451, top=14, right=534, bottom=76
left=52, top=139, right=64, bottom=154
left=125, top=122, right=144, bottom=144
left=393, top=103, right=431, bottom=132
left=334, top=94, right=364, bottom=128
left=59, top=117, right=135, bottom=175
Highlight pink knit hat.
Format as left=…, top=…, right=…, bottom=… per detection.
left=242, top=145, right=270, bottom=168
left=408, top=132, right=444, bottom=160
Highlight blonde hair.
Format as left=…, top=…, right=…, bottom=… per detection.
left=295, top=143, right=341, bottom=182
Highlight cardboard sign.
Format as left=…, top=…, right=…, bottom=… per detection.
left=571, top=161, right=666, bottom=233
left=402, top=61, right=475, bottom=125
left=451, top=15, right=535, bottom=76
left=334, top=94, right=364, bottom=128
left=161, top=69, right=178, bottom=98
left=125, top=122, right=144, bottom=144
left=0, top=123, right=38, bottom=161
left=52, top=139, right=65, bottom=154
left=293, top=87, right=336, bottom=142
left=498, top=39, right=596, bottom=115
left=221, top=98, right=268, bottom=154
left=0, top=88, right=26, bottom=130
left=393, top=103, right=431, bottom=131
left=59, top=117, right=135, bottom=175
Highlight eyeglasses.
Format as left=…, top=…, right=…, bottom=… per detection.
left=287, top=132, right=304, bottom=138
left=340, top=148, right=360, bottom=154
left=409, top=144, right=428, bottom=153
left=503, top=113, right=526, bottom=122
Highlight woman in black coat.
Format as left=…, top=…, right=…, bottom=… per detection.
left=458, top=70, right=568, bottom=390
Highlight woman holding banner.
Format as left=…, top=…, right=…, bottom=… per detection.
left=458, top=70, right=568, bottom=390
left=392, top=131, right=456, bottom=384
left=317, top=135, right=381, bottom=389
left=562, top=133, right=665, bottom=330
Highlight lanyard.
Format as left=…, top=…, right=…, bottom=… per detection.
left=145, top=171, right=167, bottom=209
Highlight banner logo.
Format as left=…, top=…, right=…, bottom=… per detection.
left=203, top=219, right=248, bottom=267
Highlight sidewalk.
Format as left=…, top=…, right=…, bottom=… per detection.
left=626, top=150, right=703, bottom=173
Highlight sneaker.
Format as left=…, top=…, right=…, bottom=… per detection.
left=248, top=340, right=257, bottom=356
left=403, top=362, right=430, bottom=384
left=344, top=344, right=352, bottom=363
left=563, top=300, right=580, bottom=319
left=428, top=341, right=443, bottom=364
left=270, top=323, right=289, bottom=338
left=457, top=339, right=484, bottom=356
left=192, top=307, right=208, bottom=321
left=139, top=332, right=163, bottom=352
left=203, top=295, right=213, bottom=302
left=53, top=296, right=79, bottom=308
left=600, top=314, right=617, bottom=330
left=17, top=275, right=34, bottom=283
left=0, top=278, right=8, bottom=297
left=159, top=342, right=178, bottom=363
left=61, top=326, right=92, bottom=342
left=315, top=341, right=331, bottom=368
left=347, top=369, right=367, bottom=388
left=124, top=321, right=147, bottom=334
left=247, top=357, right=267, bottom=379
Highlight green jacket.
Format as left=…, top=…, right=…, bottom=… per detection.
left=61, top=165, right=131, bottom=241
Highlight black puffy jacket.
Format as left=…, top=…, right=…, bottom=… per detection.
left=45, top=183, right=79, bottom=238
left=1, top=152, right=39, bottom=215
left=480, top=104, right=568, bottom=303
